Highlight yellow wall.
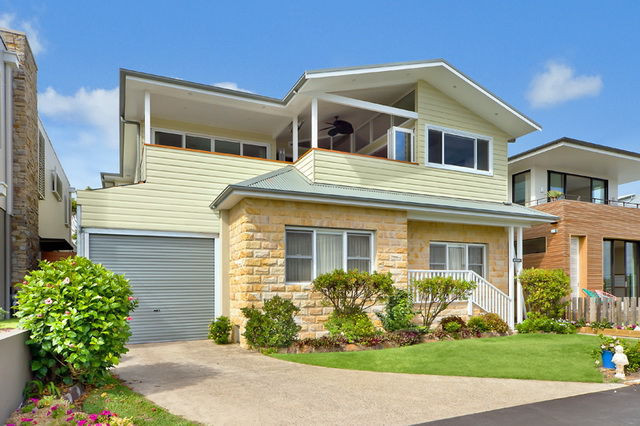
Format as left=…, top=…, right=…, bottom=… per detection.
left=77, top=145, right=286, bottom=233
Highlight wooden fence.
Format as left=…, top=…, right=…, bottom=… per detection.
left=565, top=297, right=640, bottom=325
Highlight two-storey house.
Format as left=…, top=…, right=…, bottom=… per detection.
left=509, top=137, right=640, bottom=299
left=0, top=28, right=75, bottom=316
left=77, top=60, right=556, bottom=343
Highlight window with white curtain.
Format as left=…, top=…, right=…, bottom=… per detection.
left=285, top=228, right=373, bottom=282
left=429, top=242, right=486, bottom=277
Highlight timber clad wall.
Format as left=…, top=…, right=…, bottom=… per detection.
left=408, top=221, right=509, bottom=293
left=523, top=200, right=640, bottom=290
left=77, top=145, right=286, bottom=233
left=1, top=30, right=39, bottom=285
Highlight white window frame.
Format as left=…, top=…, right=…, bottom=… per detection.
left=429, top=242, right=487, bottom=278
left=285, top=227, right=375, bottom=284
left=151, top=127, right=271, bottom=159
left=388, top=126, right=415, bottom=162
left=425, top=124, right=493, bottom=176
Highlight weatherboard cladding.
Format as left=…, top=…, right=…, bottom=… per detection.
left=215, top=166, right=557, bottom=221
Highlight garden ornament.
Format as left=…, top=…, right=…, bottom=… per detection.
left=612, top=345, right=629, bottom=379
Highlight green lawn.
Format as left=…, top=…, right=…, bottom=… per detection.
left=0, top=318, right=20, bottom=328
left=82, top=377, right=199, bottom=425
left=273, top=334, right=603, bottom=383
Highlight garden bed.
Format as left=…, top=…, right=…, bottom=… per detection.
left=280, top=330, right=509, bottom=354
left=579, top=327, right=640, bottom=338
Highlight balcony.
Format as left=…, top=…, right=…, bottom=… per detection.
left=525, top=194, right=640, bottom=209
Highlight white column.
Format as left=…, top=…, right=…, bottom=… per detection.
left=311, top=97, right=318, bottom=148
left=292, top=116, right=299, bottom=161
left=144, top=91, right=151, bottom=144
left=516, top=226, right=524, bottom=323
left=508, top=226, right=515, bottom=329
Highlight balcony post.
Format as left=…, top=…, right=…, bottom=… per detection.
left=508, top=226, right=515, bottom=329
left=516, top=226, right=524, bottom=323
left=144, top=90, right=151, bottom=144
left=311, top=97, right=318, bottom=148
left=292, top=115, right=299, bottom=161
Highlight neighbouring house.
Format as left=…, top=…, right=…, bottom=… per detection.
left=76, top=60, right=557, bottom=344
left=0, top=28, right=75, bottom=316
left=508, top=137, right=640, bottom=298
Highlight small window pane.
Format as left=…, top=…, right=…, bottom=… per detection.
left=316, top=233, right=343, bottom=275
left=592, top=179, right=606, bottom=204
left=186, top=135, right=211, bottom=151
left=428, top=129, right=442, bottom=164
left=215, top=139, right=241, bottom=155
left=477, top=139, right=489, bottom=171
left=348, top=234, right=370, bottom=257
left=243, top=143, right=267, bottom=159
left=523, top=237, right=546, bottom=255
left=468, top=246, right=484, bottom=265
left=513, top=171, right=531, bottom=205
left=155, top=131, right=182, bottom=147
left=549, top=172, right=564, bottom=194
left=347, top=259, right=370, bottom=272
left=444, top=133, right=475, bottom=168
left=286, top=231, right=312, bottom=256
left=429, top=243, right=446, bottom=269
left=394, top=130, right=412, bottom=162
left=565, top=174, right=591, bottom=202
left=286, top=259, right=312, bottom=282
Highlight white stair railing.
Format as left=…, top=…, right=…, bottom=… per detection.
left=408, top=270, right=512, bottom=326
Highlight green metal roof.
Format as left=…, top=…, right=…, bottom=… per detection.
left=211, top=166, right=558, bottom=223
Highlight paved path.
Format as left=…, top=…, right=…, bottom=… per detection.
left=115, top=340, right=622, bottom=425
left=425, top=385, right=640, bottom=425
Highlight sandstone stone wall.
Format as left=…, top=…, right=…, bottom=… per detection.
left=228, top=198, right=408, bottom=338
left=1, top=30, right=40, bottom=285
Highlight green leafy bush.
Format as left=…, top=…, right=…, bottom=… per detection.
left=413, top=276, right=476, bottom=329
left=208, top=316, right=232, bottom=344
left=482, top=313, right=510, bottom=334
left=312, top=269, right=394, bottom=316
left=515, top=313, right=576, bottom=334
left=443, top=321, right=462, bottom=333
left=325, top=311, right=376, bottom=342
left=467, top=316, right=489, bottom=333
left=241, top=296, right=300, bottom=349
left=519, top=268, right=570, bottom=319
left=376, top=288, right=416, bottom=331
left=590, top=319, right=614, bottom=330
left=15, top=256, right=138, bottom=385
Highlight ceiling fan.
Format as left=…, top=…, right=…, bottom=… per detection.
left=320, top=116, right=354, bottom=137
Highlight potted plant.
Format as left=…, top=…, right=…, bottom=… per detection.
left=547, top=190, right=563, bottom=201
left=596, top=336, right=622, bottom=369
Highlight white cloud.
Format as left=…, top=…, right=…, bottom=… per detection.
left=38, top=87, right=120, bottom=188
left=527, top=62, right=602, bottom=108
left=0, top=13, right=44, bottom=55
left=214, top=81, right=253, bottom=93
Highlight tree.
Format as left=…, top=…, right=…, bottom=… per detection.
left=413, top=276, right=476, bottom=329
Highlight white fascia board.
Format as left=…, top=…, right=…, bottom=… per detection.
left=83, top=228, right=218, bottom=239
left=509, top=142, right=640, bottom=164
left=313, top=93, right=418, bottom=119
left=217, top=190, right=556, bottom=226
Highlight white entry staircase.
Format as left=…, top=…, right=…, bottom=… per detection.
left=408, top=270, right=513, bottom=328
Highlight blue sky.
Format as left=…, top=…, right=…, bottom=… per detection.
left=2, top=0, right=639, bottom=195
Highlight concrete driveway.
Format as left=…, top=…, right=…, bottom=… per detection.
left=115, top=340, right=622, bottom=425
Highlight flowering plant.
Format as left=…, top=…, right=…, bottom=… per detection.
left=15, top=257, right=138, bottom=385
left=6, top=396, right=133, bottom=425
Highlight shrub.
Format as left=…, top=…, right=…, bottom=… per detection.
left=519, top=268, right=570, bottom=319
left=467, top=316, right=489, bottom=333
left=241, top=296, right=300, bottom=349
left=413, top=276, right=476, bottom=329
left=443, top=321, right=462, bottom=333
left=14, top=256, right=138, bottom=385
left=325, top=311, right=376, bottom=342
left=515, top=313, right=576, bottom=334
left=376, top=288, right=416, bottom=332
left=590, top=319, right=614, bottom=330
left=312, top=269, right=394, bottom=316
left=208, top=316, right=232, bottom=344
left=482, top=313, right=510, bottom=334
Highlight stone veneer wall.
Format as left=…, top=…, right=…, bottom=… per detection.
left=407, top=221, right=509, bottom=293
left=228, top=198, right=408, bottom=339
left=0, top=30, right=39, bottom=285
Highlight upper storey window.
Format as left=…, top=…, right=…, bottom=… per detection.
left=426, top=125, right=492, bottom=174
left=153, top=129, right=269, bottom=159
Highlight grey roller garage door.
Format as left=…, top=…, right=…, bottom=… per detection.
left=89, top=234, right=215, bottom=344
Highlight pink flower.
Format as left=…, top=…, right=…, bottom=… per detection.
left=89, top=414, right=98, bottom=421
left=128, top=296, right=135, bottom=301
left=65, top=311, right=71, bottom=315
left=44, top=298, right=53, bottom=305
left=126, top=316, right=132, bottom=321
left=62, top=277, right=70, bottom=284
left=36, top=313, right=43, bottom=318
left=77, top=421, right=87, bottom=426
